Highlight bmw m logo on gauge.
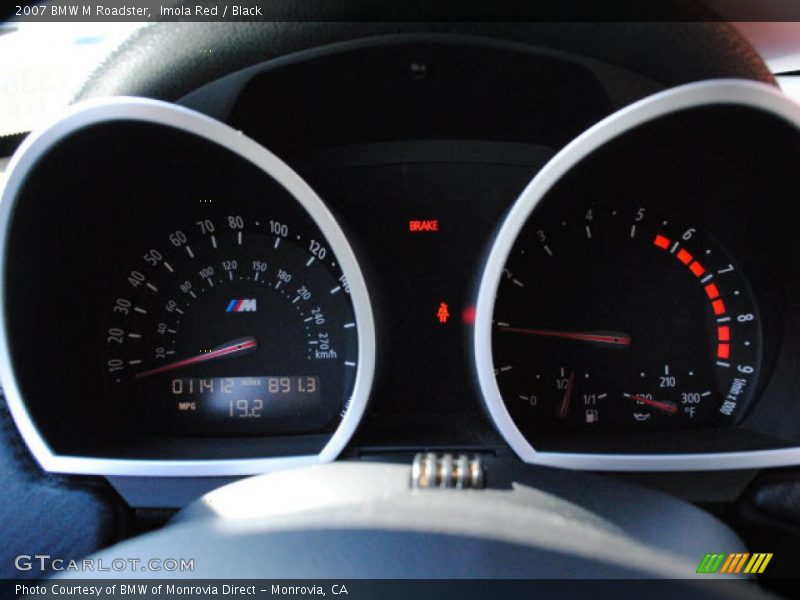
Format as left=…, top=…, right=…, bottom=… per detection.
left=103, top=217, right=361, bottom=437
left=226, top=299, right=257, bottom=312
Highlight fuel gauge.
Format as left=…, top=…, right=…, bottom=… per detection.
left=491, top=208, right=762, bottom=432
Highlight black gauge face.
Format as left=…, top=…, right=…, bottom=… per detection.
left=104, top=216, right=358, bottom=435
left=492, top=207, right=762, bottom=432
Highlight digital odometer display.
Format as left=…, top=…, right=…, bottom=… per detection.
left=167, top=376, right=320, bottom=427
left=104, top=214, right=358, bottom=436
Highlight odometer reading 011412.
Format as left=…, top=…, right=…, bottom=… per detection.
left=491, top=207, right=762, bottom=432
left=104, top=215, right=358, bottom=435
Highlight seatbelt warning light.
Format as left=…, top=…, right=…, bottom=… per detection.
left=437, top=302, right=450, bottom=324
left=409, top=219, right=439, bottom=232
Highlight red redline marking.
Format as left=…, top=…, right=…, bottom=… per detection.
left=655, top=233, right=728, bottom=322
left=718, top=325, right=730, bottom=341
left=653, top=234, right=671, bottom=250
left=689, top=261, right=706, bottom=277
left=717, top=343, right=730, bottom=359
left=676, top=248, right=693, bottom=265
left=704, top=283, right=720, bottom=300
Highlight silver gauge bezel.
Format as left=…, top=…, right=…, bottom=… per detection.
left=474, top=79, right=800, bottom=471
left=0, top=98, right=376, bottom=477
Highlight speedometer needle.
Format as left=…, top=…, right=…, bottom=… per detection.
left=134, top=337, right=258, bottom=379
left=623, top=393, right=678, bottom=415
left=498, top=326, right=631, bottom=347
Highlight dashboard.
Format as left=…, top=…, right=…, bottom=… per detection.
left=1, top=31, right=800, bottom=486
left=7, top=16, right=800, bottom=587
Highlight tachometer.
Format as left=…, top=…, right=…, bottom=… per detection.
left=491, top=209, right=761, bottom=432
left=472, top=81, right=797, bottom=467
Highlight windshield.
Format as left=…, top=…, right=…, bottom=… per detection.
left=0, top=21, right=143, bottom=137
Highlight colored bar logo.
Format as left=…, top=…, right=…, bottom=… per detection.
left=225, top=299, right=257, bottom=313
left=696, top=553, right=772, bottom=574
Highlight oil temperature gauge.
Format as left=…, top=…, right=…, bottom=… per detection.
left=490, top=208, right=762, bottom=432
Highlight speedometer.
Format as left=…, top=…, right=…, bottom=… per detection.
left=105, top=216, right=357, bottom=435
left=0, top=97, right=376, bottom=474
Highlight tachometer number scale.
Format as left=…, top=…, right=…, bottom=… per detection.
left=492, top=206, right=761, bottom=431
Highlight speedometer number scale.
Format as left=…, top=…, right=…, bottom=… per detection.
left=105, top=217, right=357, bottom=435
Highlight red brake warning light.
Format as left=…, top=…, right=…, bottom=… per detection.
left=409, top=219, right=439, bottom=232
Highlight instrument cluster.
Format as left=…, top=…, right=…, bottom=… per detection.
left=2, top=37, right=800, bottom=476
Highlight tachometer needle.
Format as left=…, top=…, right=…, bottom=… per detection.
left=623, top=393, right=678, bottom=415
left=498, top=326, right=631, bottom=347
left=134, top=337, right=258, bottom=379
